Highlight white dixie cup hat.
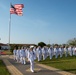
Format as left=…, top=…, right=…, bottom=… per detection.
left=30, top=46, right=34, bottom=48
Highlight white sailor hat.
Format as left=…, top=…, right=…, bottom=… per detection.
left=30, top=46, right=34, bottom=48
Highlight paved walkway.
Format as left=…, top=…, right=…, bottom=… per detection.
left=0, top=55, right=75, bottom=75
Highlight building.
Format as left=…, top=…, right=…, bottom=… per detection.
left=0, top=43, right=9, bottom=50
left=0, top=43, right=36, bottom=50
left=10, top=44, right=36, bottom=48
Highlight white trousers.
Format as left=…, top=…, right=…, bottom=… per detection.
left=49, top=53, right=53, bottom=59
left=59, top=51, right=63, bottom=58
left=37, top=54, right=42, bottom=61
left=55, top=52, right=58, bottom=58
left=42, top=54, right=46, bottom=60
left=13, top=55, right=17, bottom=60
left=69, top=51, right=73, bottom=56
left=65, top=51, right=68, bottom=57
left=16, top=55, right=20, bottom=63
left=21, top=57, right=26, bottom=64
left=30, top=60, right=34, bottom=72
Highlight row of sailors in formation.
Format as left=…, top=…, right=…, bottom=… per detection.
left=13, top=46, right=76, bottom=62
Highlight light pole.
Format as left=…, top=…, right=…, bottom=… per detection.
left=0, top=38, right=1, bottom=55
left=8, top=13, right=11, bottom=52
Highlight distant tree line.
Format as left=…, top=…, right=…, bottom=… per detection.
left=10, top=38, right=76, bottom=53
left=67, top=38, right=76, bottom=46
left=38, top=38, right=76, bottom=47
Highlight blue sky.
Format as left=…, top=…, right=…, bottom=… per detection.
left=0, top=0, right=76, bottom=44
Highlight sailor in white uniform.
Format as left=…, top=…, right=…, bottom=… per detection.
left=64, top=46, right=68, bottom=57
left=16, top=47, right=20, bottom=63
left=28, top=46, right=35, bottom=72
left=42, top=46, right=47, bottom=60
left=68, top=46, right=73, bottom=56
left=20, top=47, right=26, bottom=64
left=25, top=48, right=28, bottom=58
left=73, top=47, right=76, bottom=56
left=13, top=47, right=17, bottom=60
left=48, top=46, right=53, bottom=59
left=33, top=47, right=37, bottom=60
left=59, top=47, right=63, bottom=58
left=36, top=46, right=42, bottom=61
left=54, top=46, right=58, bottom=59
left=62, top=46, right=64, bottom=55
left=45, top=46, right=49, bottom=58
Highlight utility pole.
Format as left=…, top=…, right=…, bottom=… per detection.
left=49, top=40, right=50, bottom=45
left=0, top=38, right=1, bottom=55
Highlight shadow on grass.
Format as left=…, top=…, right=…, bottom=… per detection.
left=39, top=68, right=76, bottom=73
left=63, top=69, right=76, bottom=74
left=39, top=69, right=54, bottom=72
left=63, top=69, right=76, bottom=71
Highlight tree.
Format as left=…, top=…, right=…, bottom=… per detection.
left=67, top=38, right=76, bottom=46
left=47, top=44, right=51, bottom=47
left=10, top=44, right=19, bottom=53
left=54, top=44, right=59, bottom=46
left=38, top=42, right=46, bottom=47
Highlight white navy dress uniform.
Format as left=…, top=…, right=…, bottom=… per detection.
left=28, top=46, right=35, bottom=72
left=26, top=49, right=30, bottom=61
left=54, top=47, right=58, bottom=58
left=73, top=47, right=75, bottom=55
left=74, top=47, right=76, bottom=56
left=33, top=47, right=37, bottom=60
left=25, top=48, right=29, bottom=59
left=64, top=47, right=68, bottom=57
left=59, top=47, right=62, bottom=58
left=36, top=46, right=42, bottom=61
left=68, top=46, right=72, bottom=56
left=42, top=47, right=47, bottom=60
left=20, top=47, right=26, bottom=64
left=48, top=47, right=53, bottom=59
left=13, top=48, right=17, bottom=60
left=16, top=48, right=20, bottom=63
left=19, top=49, right=22, bottom=63
left=45, top=47, right=49, bottom=58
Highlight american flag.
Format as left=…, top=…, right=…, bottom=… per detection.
left=14, top=4, right=24, bottom=9
left=10, top=4, right=16, bottom=14
left=10, top=4, right=24, bottom=16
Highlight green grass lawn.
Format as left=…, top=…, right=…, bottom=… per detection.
left=0, top=60, right=11, bottom=75
left=36, top=55, right=76, bottom=74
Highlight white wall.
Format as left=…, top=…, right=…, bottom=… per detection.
left=1, top=46, right=9, bottom=50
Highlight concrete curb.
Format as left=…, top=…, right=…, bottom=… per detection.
left=36, top=63, right=75, bottom=75
left=3, top=59, right=23, bottom=75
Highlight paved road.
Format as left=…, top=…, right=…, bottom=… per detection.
left=8, top=58, right=61, bottom=75
left=1, top=55, right=74, bottom=75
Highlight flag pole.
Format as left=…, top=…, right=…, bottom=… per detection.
left=8, top=4, right=11, bottom=53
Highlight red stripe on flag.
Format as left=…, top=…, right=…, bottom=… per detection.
left=16, top=8, right=23, bottom=16
left=14, top=4, right=24, bottom=9
left=10, top=8, right=16, bottom=14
